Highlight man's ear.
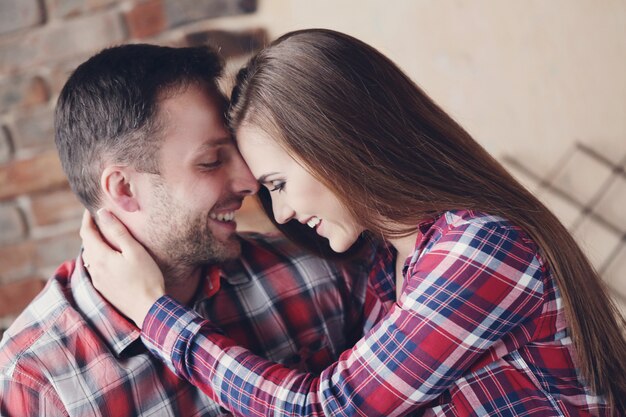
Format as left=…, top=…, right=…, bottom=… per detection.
left=100, top=165, right=142, bottom=213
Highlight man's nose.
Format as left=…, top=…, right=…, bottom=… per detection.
left=272, top=197, right=295, bottom=224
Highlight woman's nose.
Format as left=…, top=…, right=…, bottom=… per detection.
left=272, top=197, right=295, bottom=224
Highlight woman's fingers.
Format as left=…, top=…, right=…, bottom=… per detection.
left=80, top=210, right=117, bottom=256
left=95, top=208, right=139, bottom=254
left=80, top=210, right=111, bottom=271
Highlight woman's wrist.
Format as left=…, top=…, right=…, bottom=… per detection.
left=133, top=292, right=163, bottom=329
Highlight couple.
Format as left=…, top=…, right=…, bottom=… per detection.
left=3, top=29, right=625, bottom=416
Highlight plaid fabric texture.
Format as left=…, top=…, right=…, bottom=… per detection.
left=0, top=233, right=375, bottom=416
left=142, top=210, right=610, bottom=417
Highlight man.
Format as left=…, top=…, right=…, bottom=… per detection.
left=0, top=44, right=381, bottom=416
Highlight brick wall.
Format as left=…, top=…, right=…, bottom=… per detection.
left=0, top=0, right=269, bottom=336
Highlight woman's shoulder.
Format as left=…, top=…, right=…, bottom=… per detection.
left=424, top=209, right=529, bottom=235
left=410, top=210, right=546, bottom=297
left=439, top=209, right=516, bottom=229
left=417, top=209, right=540, bottom=256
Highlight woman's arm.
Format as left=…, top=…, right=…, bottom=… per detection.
left=83, top=211, right=545, bottom=416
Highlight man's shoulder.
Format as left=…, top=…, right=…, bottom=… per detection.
left=236, top=231, right=336, bottom=268
left=0, top=262, right=80, bottom=377
left=222, top=232, right=352, bottom=293
left=237, top=231, right=305, bottom=255
left=236, top=231, right=381, bottom=264
left=232, top=232, right=387, bottom=290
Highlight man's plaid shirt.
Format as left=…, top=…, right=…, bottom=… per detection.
left=0, top=233, right=380, bottom=416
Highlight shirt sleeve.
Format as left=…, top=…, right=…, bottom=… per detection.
left=0, top=372, right=68, bottom=416
left=141, top=221, right=545, bottom=417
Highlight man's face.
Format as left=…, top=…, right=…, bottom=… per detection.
left=140, top=85, right=258, bottom=273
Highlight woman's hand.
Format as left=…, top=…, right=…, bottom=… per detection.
left=80, top=209, right=165, bottom=328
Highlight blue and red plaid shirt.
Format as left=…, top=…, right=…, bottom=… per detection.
left=142, top=210, right=611, bottom=416
left=0, top=233, right=378, bottom=416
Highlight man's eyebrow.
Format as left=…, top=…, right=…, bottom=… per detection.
left=257, top=172, right=280, bottom=183
left=191, top=137, right=233, bottom=156
left=202, top=136, right=233, bottom=147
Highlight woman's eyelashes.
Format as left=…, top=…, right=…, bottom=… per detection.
left=267, top=179, right=286, bottom=193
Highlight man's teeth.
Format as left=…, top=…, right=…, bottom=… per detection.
left=210, top=211, right=235, bottom=222
left=307, top=217, right=321, bottom=228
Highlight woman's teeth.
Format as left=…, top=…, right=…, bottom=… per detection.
left=210, top=211, right=235, bottom=222
left=307, top=217, right=321, bottom=228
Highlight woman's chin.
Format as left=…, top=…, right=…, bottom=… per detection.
left=328, top=237, right=357, bottom=253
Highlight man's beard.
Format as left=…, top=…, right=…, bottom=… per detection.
left=145, top=181, right=241, bottom=283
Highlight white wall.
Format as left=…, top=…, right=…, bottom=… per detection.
left=206, top=0, right=626, bottom=172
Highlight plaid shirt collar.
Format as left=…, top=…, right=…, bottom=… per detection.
left=72, top=254, right=142, bottom=356
left=73, top=253, right=232, bottom=357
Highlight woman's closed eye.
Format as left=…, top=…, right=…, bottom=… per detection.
left=268, top=180, right=286, bottom=193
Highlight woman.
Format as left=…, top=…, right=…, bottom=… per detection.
left=82, top=29, right=626, bottom=416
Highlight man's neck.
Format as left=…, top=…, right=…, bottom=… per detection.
left=162, top=266, right=204, bottom=306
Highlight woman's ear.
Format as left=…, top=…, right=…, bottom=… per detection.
left=100, top=166, right=141, bottom=213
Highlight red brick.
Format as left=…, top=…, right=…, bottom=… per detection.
left=0, top=0, right=45, bottom=36
left=37, top=11, right=127, bottom=64
left=21, top=77, right=49, bottom=108
left=238, top=0, right=257, bottom=13
left=0, top=75, right=49, bottom=114
left=0, top=150, right=68, bottom=201
left=125, top=0, right=167, bottom=39
left=0, top=204, right=27, bottom=244
left=0, top=38, right=31, bottom=76
left=47, top=0, right=83, bottom=18
left=163, top=0, right=257, bottom=28
left=0, top=11, right=127, bottom=74
left=186, top=28, right=267, bottom=59
left=48, top=55, right=92, bottom=96
left=30, top=187, right=84, bottom=226
left=47, top=0, right=119, bottom=19
left=0, top=231, right=80, bottom=283
left=35, top=231, right=81, bottom=269
left=12, top=106, right=55, bottom=152
left=0, top=278, right=45, bottom=317
left=0, top=126, right=12, bottom=163
left=0, top=240, right=36, bottom=280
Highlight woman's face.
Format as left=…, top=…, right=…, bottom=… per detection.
left=237, top=125, right=365, bottom=253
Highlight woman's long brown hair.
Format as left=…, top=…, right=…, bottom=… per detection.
left=229, top=28, right=626, bottom=414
